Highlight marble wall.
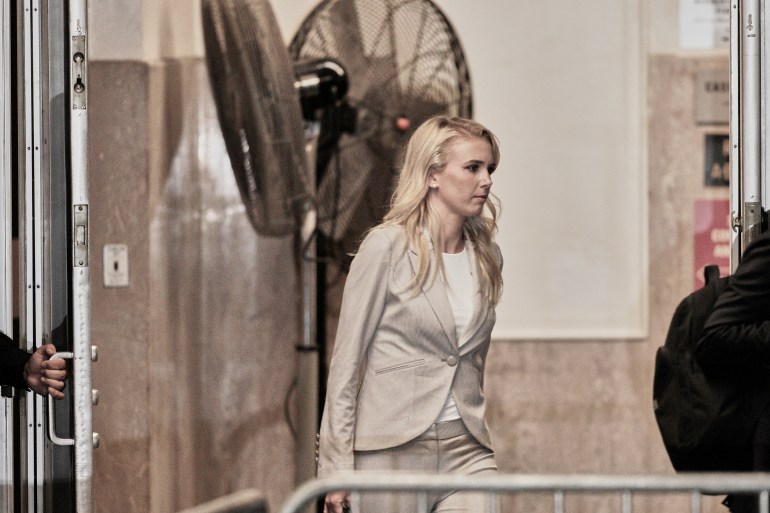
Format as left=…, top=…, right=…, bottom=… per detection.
left=87, top=52, right=731, bottom=512
left=89, top=59, right=299, bottom=513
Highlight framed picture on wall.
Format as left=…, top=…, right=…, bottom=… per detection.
left=703, top=133, right=730, bottom=187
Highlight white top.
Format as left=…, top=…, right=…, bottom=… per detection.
left=435, top=246, right=475, bottom=423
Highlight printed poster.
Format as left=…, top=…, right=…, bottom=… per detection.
left=679, top=0, right=730, bottom=50
left=694, top=198, right=730, bottom=289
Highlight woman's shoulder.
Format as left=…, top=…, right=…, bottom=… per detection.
left=361, top=225, right=407, bottom=248
left=353, top=225, right=410, bottom=264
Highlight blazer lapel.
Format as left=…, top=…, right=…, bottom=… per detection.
left=407, top=241, right=458, bottom=347
left=458, top=241, right=490, bottom=353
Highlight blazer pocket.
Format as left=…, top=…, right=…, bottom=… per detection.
left=374, top=359, right=426, bottom=375
left=369, top=359, right=426, bottom=420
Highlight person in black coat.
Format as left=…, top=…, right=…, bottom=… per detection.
left=0, top=331, right=67, bottom=398
left=697, top=229, right=770, bottom=513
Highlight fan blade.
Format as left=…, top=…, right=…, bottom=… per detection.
left=316, top=135, right=378, bottom=241
left=202, top=1, right=248, bottom=180
left=326, top=0, right=369, bottom=79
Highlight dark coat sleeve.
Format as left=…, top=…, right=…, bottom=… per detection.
left=696, top=231, right=770, bottom=376
left=0, top=331, right=31, bottom=389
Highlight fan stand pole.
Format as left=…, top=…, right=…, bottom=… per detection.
left=296, top=125, right=321, bottom=505
left=296, top=207, right=318, bottom=485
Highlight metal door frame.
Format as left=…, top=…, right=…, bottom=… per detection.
left=731, top=0, right=768, bottom=265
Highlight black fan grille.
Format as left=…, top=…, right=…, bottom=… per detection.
left=290, top=0, right=472, bottom=262
left=203, top=0, right=311, bottom=237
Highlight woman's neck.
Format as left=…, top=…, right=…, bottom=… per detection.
left=439, top=217, right=465, bottom=254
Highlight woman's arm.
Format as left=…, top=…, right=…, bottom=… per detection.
left=317, top=229, right=394, bottom=478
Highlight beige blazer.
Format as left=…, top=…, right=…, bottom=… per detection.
left=317, top=225, right=502, bottom=478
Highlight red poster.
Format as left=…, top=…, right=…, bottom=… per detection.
left=694, top=199, right=731, bottom=289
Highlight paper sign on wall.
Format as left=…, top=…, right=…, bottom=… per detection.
left=679, top=0, right=730, bottom=50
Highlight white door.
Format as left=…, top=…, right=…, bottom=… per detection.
left=730, top=0, right=768, bottom=264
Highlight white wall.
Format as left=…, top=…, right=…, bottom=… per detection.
left=648, top=0, right=679, bottom=53
left=88, top=1, right=685, bottom=60
left=89, top=0, right=144, bottom=61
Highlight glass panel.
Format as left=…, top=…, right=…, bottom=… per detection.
left=46, top=0, right=75, bottom=511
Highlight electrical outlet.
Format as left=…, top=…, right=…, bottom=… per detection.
left=103, top=244, right=129, bottom=288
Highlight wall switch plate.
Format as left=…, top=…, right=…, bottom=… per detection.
left=103, top=244, right=129, bottom=288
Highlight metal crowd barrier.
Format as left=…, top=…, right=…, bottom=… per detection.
left=177, top=489, right=267, bottom=513
left=279, top=472, right=770, bottom=513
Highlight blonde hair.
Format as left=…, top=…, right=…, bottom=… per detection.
left=380, top=116, right=503, bottom=307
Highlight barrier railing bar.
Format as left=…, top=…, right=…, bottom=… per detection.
left=417, top=491, right=427, bottom=513
left=690, top=491, right=701, bottom=513
left=554, top=490, right=564, bottom=513
left=279, top=472, right=770, bottom=513
left=621, top=490, right=631, bottom=513
left=762, top=490, right=769, bottom=513
left=486, top=491, right=495, bottom=513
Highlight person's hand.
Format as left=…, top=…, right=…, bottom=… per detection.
left=323, top=491, right=351, bottom=513
left=24, top=344, right=67, bottom=398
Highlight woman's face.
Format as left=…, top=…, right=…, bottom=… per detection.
left=429, top=136, right=495, bottom=220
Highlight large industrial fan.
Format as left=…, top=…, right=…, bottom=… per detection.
left=201, top=0, right=472, bottom=488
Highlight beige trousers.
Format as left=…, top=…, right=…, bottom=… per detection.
left=352, top=419, right=499, bottom=513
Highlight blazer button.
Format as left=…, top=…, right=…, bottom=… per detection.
left=446, top=355, right=458, bottom=366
